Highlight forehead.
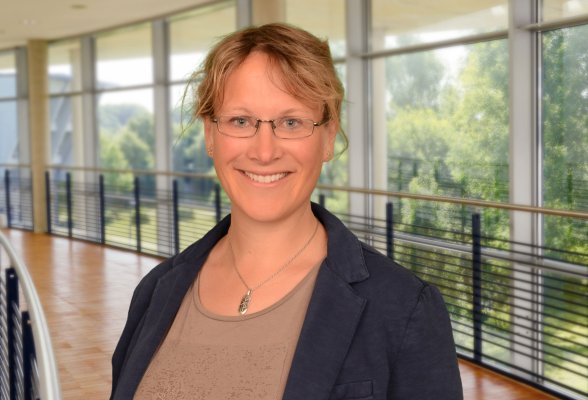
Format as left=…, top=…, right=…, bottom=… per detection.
left=218, top=52, right=321, bottom=115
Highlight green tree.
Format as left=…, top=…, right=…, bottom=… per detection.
left=99, top=135, right=132, bottom=190
left=446, top=40, right=509, bottom=203
left=386, top=43, right=445, bottom=110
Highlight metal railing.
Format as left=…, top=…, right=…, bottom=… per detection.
left=1, top=165, right=587, bottom=399
left=0, top=169, right=33, bottom=231
left=0, top=232, right=62, bottom=400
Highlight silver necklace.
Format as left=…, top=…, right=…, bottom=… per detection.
left=228, top=220, right=320, bottom=315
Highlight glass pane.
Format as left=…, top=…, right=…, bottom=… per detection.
left=50, top=95, right=84, bottom=165
left=97, top=89, right=155, bottom=171
left=285, top=0, right=346, bottom=58
left=371, top=0, right=508, bottom=52
left=0, top=51, right=16, bottom=98
left=0, top=100, right=18, bottom=163
left=170, top=83, right=218, bottom=249
left=169, top=1, right=236, bottom=82
left=48, top=40, right=82, bottom=94
left=96, top=23, right=153, bottom=88
left=380, top=40, right=509, bottom=202
left=542, top=25, right=588, bottom=396
left=543, top=25, right=588, bottom=214
left=543, top=0, right=588, bottom=21
left=318, top=62, right=348, bottom=213
left=170, top=84, right=211, bottom=174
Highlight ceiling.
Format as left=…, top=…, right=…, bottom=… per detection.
left=0, top=0, right=212, bottom=50
left=1, top=0, right=585, bottom=53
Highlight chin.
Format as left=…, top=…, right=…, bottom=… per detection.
left=232, top=199, right=312, bottom=224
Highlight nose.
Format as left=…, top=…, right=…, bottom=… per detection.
left=248, top=120, right=281, bottom=163
left=255, top=119, right=276, bottom=133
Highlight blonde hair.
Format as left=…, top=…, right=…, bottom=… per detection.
left=190, top=23, right=347, bottom=149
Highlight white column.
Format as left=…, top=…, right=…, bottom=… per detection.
left=509, top=0, right=542, bottom=380
left=345, top=0, right=371, bottom=238
left=80, top=36, right=100, bottom=241
left=153, top=19, right=174, bottom=255
left=236, top=0, right=253, bottom=28
left=372, top=27, right=388, bottom=233
left=16, top=47, right=31, bottom=227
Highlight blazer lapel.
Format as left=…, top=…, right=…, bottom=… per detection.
left=283, top=260, right=367, bottom=400
left=114, top=216, right=231, bottom=398
left=114, top=258, right=203, bottom=398
left=282, top=204, right=371, bottom=400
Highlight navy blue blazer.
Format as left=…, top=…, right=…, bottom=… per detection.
left=111, top=203, right=463, bottom=399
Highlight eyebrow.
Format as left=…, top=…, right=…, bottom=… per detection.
left=220, top=108, right=313, bottom=118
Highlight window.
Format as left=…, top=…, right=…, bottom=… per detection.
left=0, top=50, right=19, bottom=164
left=381, top=41, right=509, bottom=202
left=541, top=23, right=588, bottom=395
left=48, top=40, right=83, bottom=166
left=370, top=0, right=510, bottom=365
left=169, top=2, right=236, bottom=83
left=95, top=24, right=155, bottom=173
left=371, top=0, right=508, bottom=51
left=96, top=24, right=153, bottom=88
left=285, top=0, right=346, bottom=58
left=543, top=0, right=588, bottom=20
left=169, top=1, right=236, bottom=175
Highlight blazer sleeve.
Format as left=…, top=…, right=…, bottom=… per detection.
left=388, top=284, right=463, bottom=400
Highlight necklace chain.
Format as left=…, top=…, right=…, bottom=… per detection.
left=228, top=219, right=320, bottom=314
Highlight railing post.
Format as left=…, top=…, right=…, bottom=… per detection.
left=45, top=171, right=52, bottom=234
left=214, top=184, right=221, bottom=223
left=99, top=175, right=105, bottom=245
left=386, top=202, right=394, bottom=260
left=172, top=179, right=180, bottom=254
left=22, top=311, right=35, bottom=400
left=472, top=213, right=482, bottom=362
left=6, top=268, right=19, bottom=400
left=319, top=193, right=325, bottom=208
left=134, top=177, right=141, bottom=252
left=66, top=172, right=73, bottom=238
left=4, top=169, right=11, bottom=228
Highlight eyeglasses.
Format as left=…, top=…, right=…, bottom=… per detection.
left=212, top=115, right=328, bottom=139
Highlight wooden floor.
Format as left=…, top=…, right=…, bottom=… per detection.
left=1, top=229, right=558, bottom=400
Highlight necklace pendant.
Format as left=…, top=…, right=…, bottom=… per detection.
left=239, top=289, right=252, bottom=315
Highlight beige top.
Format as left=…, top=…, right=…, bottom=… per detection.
left=135, top=264, right=321, bottom=400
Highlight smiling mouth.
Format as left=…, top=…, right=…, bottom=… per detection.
left=243, top=171, right=289, bottom=183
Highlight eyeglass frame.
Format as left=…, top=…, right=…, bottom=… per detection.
left=211, top=115, right=330, bottom=139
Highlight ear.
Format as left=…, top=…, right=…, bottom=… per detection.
left=322, top=121, right=338, bottom=162
left=204, top=117, right=215, bottom=157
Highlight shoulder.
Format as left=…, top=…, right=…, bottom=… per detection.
left=357, top=242, right=430, bottom=302
left=351, top=242, right=449, bottom=336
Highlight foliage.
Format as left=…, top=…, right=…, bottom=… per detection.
left=383, top=29, right=587, bottom=394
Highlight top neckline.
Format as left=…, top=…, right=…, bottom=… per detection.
left=193, top=261, right=323, bottom=322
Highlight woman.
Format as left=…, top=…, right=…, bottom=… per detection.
left=111, top=23, right=462, bottom=399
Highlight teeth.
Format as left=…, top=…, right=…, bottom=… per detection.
left=244, top=171, right=287, bottom=183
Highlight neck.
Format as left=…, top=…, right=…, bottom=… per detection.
left=226, top=204, right=320, bottom=274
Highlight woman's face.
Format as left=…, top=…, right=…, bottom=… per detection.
left=204, top=51, right=337, bottom=223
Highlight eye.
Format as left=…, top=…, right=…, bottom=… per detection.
left=279, top=117, right=304, bottom=130
left=227, top=116, right=252, bottom=128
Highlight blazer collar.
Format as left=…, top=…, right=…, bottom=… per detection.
left=311, top=202, right=369, bottom=284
